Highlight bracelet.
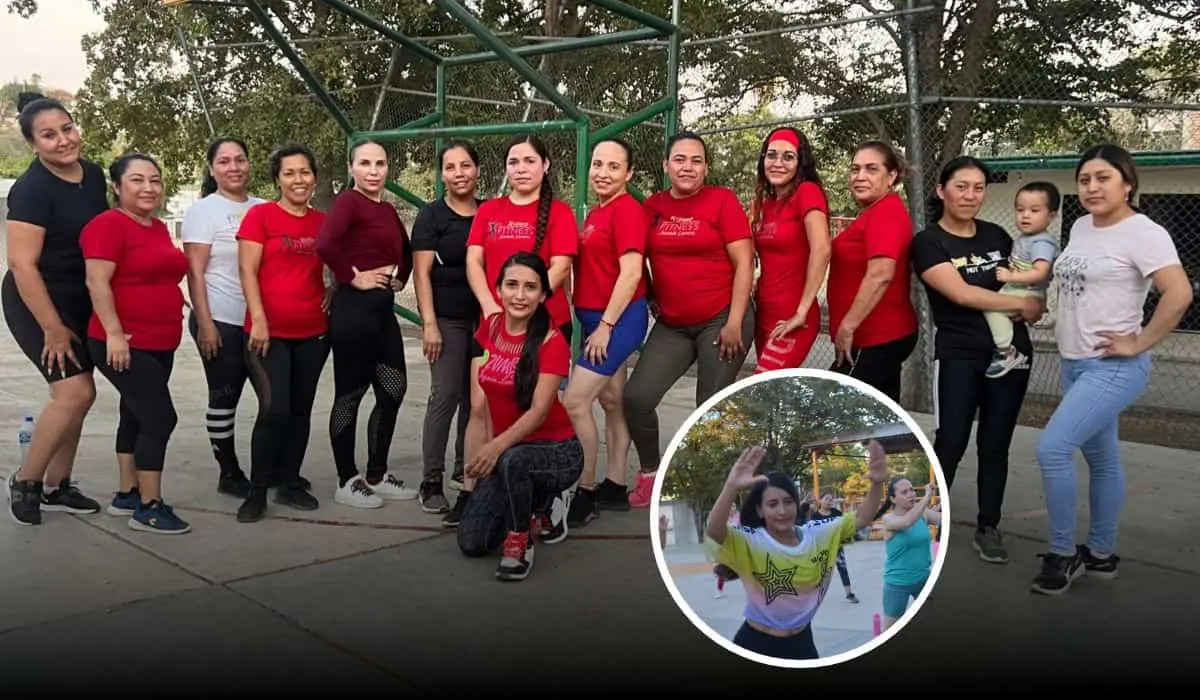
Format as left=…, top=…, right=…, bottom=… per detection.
left=601, top=319, right=615, bottom=328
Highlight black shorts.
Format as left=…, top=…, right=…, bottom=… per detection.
left=2, top=271, right=95, bottom=383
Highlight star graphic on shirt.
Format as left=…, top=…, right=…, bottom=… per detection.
left=753, top=554, right=800, bottom=605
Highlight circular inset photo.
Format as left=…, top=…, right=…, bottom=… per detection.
left=651, top=368, right=948, bottom=668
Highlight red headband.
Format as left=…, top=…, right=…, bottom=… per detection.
left=766, top=128, right=801, bottom=150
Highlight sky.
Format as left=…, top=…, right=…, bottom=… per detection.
left=0, top=0, right=105, bottom=93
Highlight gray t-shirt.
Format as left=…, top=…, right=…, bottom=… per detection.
left=1010, top=231, right=1060, bottom=291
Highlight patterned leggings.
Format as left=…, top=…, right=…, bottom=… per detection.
left=458, top=437, right=584, bottom=557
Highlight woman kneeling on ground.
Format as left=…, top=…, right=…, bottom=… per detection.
left=705, top=441, right=888, bottom=660
left=457, top=252, right=583, bottom=582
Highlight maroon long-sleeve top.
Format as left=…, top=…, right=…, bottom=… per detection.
left=315, top=188, right=413, bottom=285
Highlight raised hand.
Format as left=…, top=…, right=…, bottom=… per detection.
left=724, top=445, right=769, bottom=491
left=865, top=439, right=889, bottom=484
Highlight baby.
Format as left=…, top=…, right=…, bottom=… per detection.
left=985, top=182, right=1062, bottom=379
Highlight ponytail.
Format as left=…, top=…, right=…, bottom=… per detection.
left=200, top=173, right=218, bottom=198
left=533, top=176, right=552, bottom=254
left=514, top=304, right=552, bottom=411
left=873, top=477, right=903, bottom=520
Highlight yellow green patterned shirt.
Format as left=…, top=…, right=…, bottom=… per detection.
left=703, top=513, right=858, bottom=631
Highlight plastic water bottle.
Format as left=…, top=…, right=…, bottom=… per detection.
left=17, top=415, right=34, bottom=466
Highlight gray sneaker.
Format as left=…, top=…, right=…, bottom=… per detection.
left=419, top=479, right=450, bottom=514
left=973, top=526, right=1009, bottom=564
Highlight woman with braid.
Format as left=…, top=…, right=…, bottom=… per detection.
left=315, top=139, right=417, bottom=510
left=453, top=134, right=578, bottom=534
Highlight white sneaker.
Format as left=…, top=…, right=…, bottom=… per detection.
left=368, top=473, right=419, bottom=501
left=334, top=476, right=384, bottom=509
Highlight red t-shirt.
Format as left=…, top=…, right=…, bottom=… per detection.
left=475, top=316, right=575, bottom=443
left=755, top=181, right=829, bottom=318
left=643, top=185, right=752, bottom=327
left=575, top=192, right=648, bottom=312
left=79, top=209, right=188, bottom=351
left=826, top=191, right=917, bottom=347
left=236, top=202, right=329, bottom=339
left=466, top=196, right=578, bottom=329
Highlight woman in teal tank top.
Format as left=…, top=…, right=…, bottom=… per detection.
left=877, top=477, right=940, bottom=631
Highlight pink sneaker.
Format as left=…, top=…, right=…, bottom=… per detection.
left=627, top=470, right=657, bottom=508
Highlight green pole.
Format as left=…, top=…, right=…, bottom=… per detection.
left=435, top=62, right=447, bottom=200
left=385, top=181, right=428, bottom=210
left=444, top=28, right=664, bottom=67
left=245, top=0, right=355, bottom=135
left=589, top=98, right=674, bottom=146
left=572, top=120, right=591, bottom=361
left=663, top=0, right=682, bottom=190
left=397, top=113, right=442, bottom=131
left=432, top=0, right=586, bottom=123
left=588, top=0, right=677, bottom=34
left=353, top=119, right=578, bottom=141
left=316, top=0, right=442, bottom=64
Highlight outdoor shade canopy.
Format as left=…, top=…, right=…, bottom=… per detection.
left=801, top=422, right=923, bottom=455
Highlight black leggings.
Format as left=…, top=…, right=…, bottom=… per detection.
left=328, top=285, right=408, bottom=484
left=88, top=340, right=177, bottom=472
left=933, top=356, right=1030, bottom=530
left=835, top=548, right=851, bottom=588
left=245, top=334, right=330, bottom=489
left=829, top=331, right=918, bottom=403
left=188, top=312, right=249, bottom=478
left=458, top=437, right=584, bottom=557
left=732, top=621, right=819, bottom=660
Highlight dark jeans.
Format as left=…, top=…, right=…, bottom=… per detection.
left=933, top=356, right=1030, bottom=530
left=458, top=437, right=584, bottom=557
left=732, top=621, right=819, bottom=660
left=421, top=316, right=475, bottom=482
left=829, top=331, right=918, bottom=404
left=88, top=340, right=177, bottom=472
left=245, top=334, right=330, bottom=489
left=623, top=305, right=755, bottom=471
left=188, top=312, right=249, bottom=477
left=328, top=286, right=408, bottom=484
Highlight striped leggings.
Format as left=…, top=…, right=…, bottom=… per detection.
left=189, top=313, right=249, bottom=478
left=458, top=437, right=584, bottom=557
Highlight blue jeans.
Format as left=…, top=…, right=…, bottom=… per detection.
left=1035, top=354, right=1151, bottom=557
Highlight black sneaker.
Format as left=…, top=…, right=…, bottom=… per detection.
left=1031, top=547, right=1085, bottom=596
left=566, top=486, right=598, bottom=528
left=536, top=490, right=570, bottom=545
left=594, top=478, right=630, bottom=511
left=218, top=471, right=252, bottom=499
left=1079, top=544, right=1120, bottom=579
left=419, top=479, right=450, bottom=514
left=496, top=530, right=535, bottom=581
left=6, top=472, right=42, bottom=526
left=442, top=491, right=470, bottom=528
left=275, top=485, right=319, bottom=511
left=237, top=488, right=268, bottom=523
left=41, top=480, right=101, bottom=514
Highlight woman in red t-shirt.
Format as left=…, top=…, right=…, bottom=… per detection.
left=622, top=131, right=756, bottom=509
left=561, top=138, right=650, bottom=526
left=826, top=141, right=919, bottom=402
left=749, top=127, right=832, bottom=374
left=465, top=134, right=579, bottom=340
left=234, top=144, right=332, bottom=523
left=81, top=153, right=190, bottom=535
left=456, top=252, right=582, bottom=582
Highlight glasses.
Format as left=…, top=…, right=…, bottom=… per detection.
left=764, top=151, right=798, bottom=163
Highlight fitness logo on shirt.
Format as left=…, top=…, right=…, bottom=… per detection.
left=478, top=348, right=518, bottom=389
left=756, top=221, right=778, bottom=241
left=656, top=216, right=701, bottom=237
left=580, top=222, right=597, bottom=244
left=283, top=235, right=318, bottom=256
left=488, top=221, right=534, bottom=242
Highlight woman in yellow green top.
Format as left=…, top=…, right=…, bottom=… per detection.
left=705, top=441, right=889, bottom=660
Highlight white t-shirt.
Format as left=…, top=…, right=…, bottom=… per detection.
left=181, top=193, right=266, bottom=326
left=1052, top=212, right=1181, bottom=360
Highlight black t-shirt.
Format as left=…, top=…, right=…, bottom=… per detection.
left=802, top=507, right=842, bottom=525
left=410, top=197, right=483, bottom=320
left=910, top=219, right=1032, bottom=363
left=6, top=157, right=110, bottom=295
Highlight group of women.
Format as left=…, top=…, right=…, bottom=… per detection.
left=4, top=90, right=1193, bottom=591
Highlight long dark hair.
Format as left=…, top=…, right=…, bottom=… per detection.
left=932, top=155, right=990, bottom=223
left=873, top=476, right=909, bottom=520
left=505, top=134, right=553, bottom=253
left=17, top=92, right=72, bottom=142
left=201, top=137, right=249, bottom=198
left=738, top=472, right=800, bottom=529
left=1076, top=143, right=1139, bottom=209
left=497, top=251, right=555, bottom=411
left=750, top=126, right=822, bottom=233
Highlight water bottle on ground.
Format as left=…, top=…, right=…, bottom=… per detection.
left=18, top=415, right=35, bottom=467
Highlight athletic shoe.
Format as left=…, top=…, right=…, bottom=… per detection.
left=595, top=478, right=630, bottom=511
left=986, top=347, right=1027, bottom=379
left=846, top=593, right=860, bottom=604
left=448, top=473, right=465, bottom=492
left=972, top=526, right=1009, bottom=564
left=1079, top=544, right=1120, bottom=579
left=536, top=491, right=570, bottom=545
left=107, top=488, right=141, bottom=517
left=1030, top=547, right=1085, bottom=596
left=367, top=473, right=419, bottom=501
left=128, top=500, right=191, bottom=535
left=496, top=530, right=534, bottom=581
left=442, top=491, right=469, bottom=528
left=627, top=470, right=656, bottom=508
left=274, top=485, right=319, bottom=511
left=566, top=486, right=598, bottom=528
left=6, top=472, right=42, bottom=526
left=237, top=488, right=268, bottom=523
left=217, top=471, right=251, bottom=499
left=419, top=479, right=449, bottom=514
left=334, top=476, right=384, bottom=509
left=41, top=480, right=101, bottom=514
